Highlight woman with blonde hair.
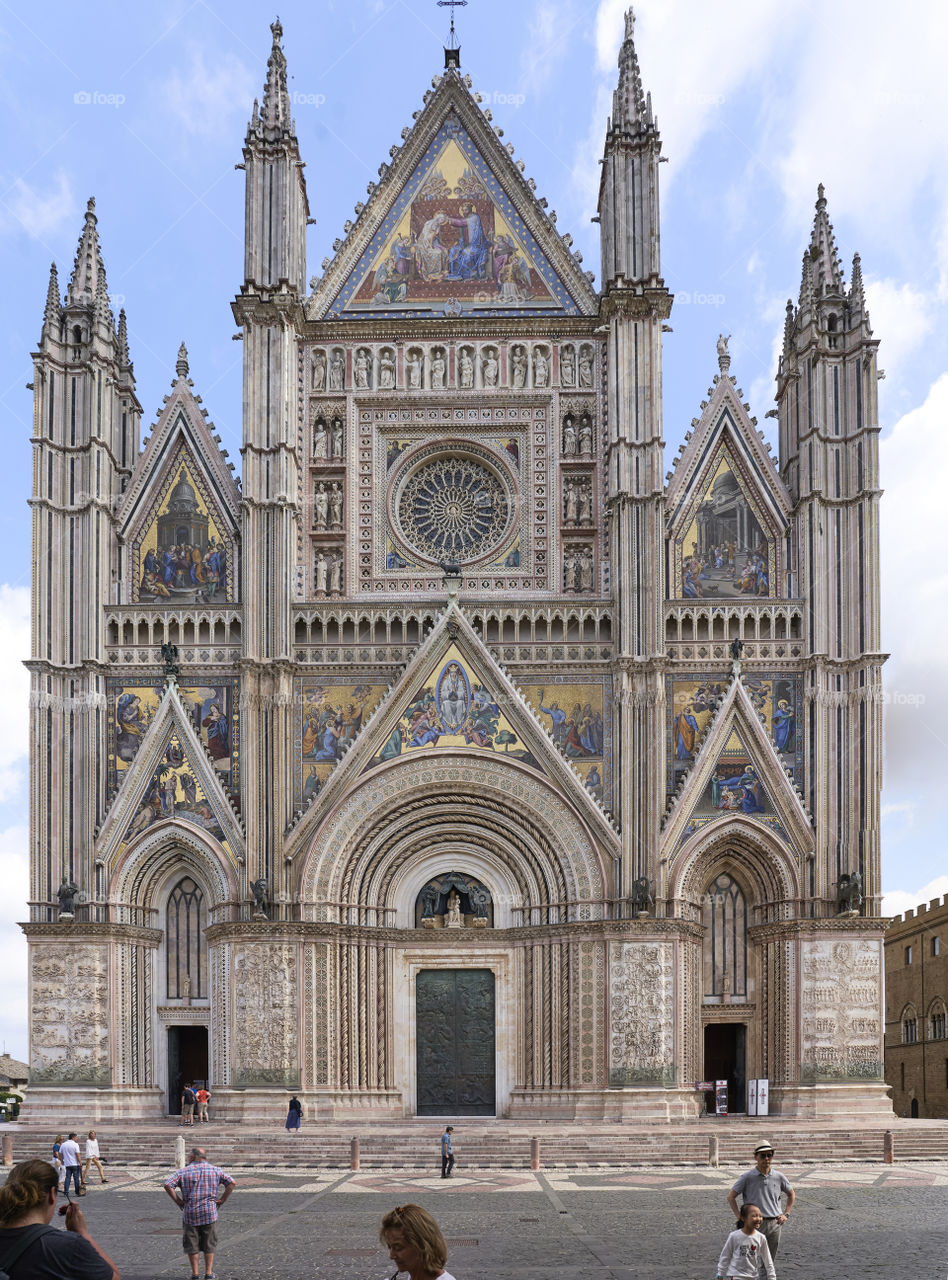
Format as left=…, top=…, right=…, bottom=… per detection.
left=380, top=1203, right=456, bottom=1279
left=83, top=1130, right=108, bottom=1185
left=0, top=1159, right=119, bottom=1277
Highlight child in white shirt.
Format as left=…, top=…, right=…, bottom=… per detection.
left=717, top=1202, right=776, bottom=1279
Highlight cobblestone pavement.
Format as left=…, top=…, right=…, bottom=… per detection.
left=55, top=1163, right=948, bottom=1279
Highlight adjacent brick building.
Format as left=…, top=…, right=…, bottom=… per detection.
left=885, top=896, right=948, bottom=1117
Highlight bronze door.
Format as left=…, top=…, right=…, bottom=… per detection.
left=416, top=969, right=496, bottom=1116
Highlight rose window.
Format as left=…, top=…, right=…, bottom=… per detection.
left=395, top=455, right=512, bottom=562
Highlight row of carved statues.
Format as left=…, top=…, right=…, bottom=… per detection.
left=563, top=478, right=593, bottom=526
left=313, top=550, right=345, bottom=596
left=310, top=341, right=597, bottom=392
left=312, top=481, right=344, bottom=530
left=312, top=417, right=344, bottom=460
left=564, top=545, right=596, bottom=592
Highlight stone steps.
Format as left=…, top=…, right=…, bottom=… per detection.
left=8, top=1120, right=948, bottom=1168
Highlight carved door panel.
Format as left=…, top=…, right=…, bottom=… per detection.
left=416, top=969, right=495, bottom=1116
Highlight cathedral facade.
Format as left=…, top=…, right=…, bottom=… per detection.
left=23, top=15, right=891, bottom=1123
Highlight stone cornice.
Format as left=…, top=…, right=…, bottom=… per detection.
left=20, top=922, right=163, bottom=946
left=748, top=915, right=889, bottom=944
left=299, top=316, right=603, bottom=340
left=206, top=917, right=704, bottom=944
left=598, top=286, right=673, bottom=322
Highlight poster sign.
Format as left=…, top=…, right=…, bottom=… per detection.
left=747, top=1078, right=758, bottom=1115
left=715, top=1079, right=728, bottom=1116
left=755, top=1078, right=769, bottom=1116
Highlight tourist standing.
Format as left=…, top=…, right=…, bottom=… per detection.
left=195, top=1086, right=211, bottom=1124
left=82, top=1130, right=108, bottom=1185
left=52, top=1135, right=65, bottom=1191
left=440, top=1126, right=454, bottom=1179
left=380, top=1204, right=457, bottom=1280
left=726, top=1140, right=794, bottom=1261
left=59, top=1133, right=82, bottom=1199
left=716, top=1202, right=776, bottom=1280
left=0, top=1159, right=119, bottom=1278
left=180, top=1082, right=196, bottom=1127
left=285, top=1095, right=303, bottom=1133
left=164, top=1146, right=236, bottom=1280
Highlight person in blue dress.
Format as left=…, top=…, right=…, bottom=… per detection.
left=772, top=699, right=794, bottom=752
left=446, top=203, right=489, bottom=279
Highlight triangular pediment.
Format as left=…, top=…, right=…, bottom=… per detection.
left=97, top=680, right=244, bottom=868
left=118, top=358, right=240, bottom=605
left=284, top=604, right=618, bottom=860
left=666, top=372, right=792, bottom=601
left=308, top=72, right=598, bottom=320
left=661, top=675, right=811, bottom=857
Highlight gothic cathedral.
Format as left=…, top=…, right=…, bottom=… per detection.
left=24, top=15, right=890, bottom=1122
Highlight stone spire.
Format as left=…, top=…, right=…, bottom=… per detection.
left=610, top=8, right=652, bottom=133
left=66, top=197, right=108, bottom=307
left=176, top=341, right=190, bottom=379
left=260, top=18, right=292, bottom=134
left=800, top=183, right=844, bottom=301
left=42, top=262, right=62, bottom=335
left=116, top=308, right=130, bottom=366
left=849, top=251, right=866, bottom=308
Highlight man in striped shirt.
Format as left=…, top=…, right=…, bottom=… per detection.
left=164, top=1147, right=236, bottom=1280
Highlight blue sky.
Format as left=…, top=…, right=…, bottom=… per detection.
left=0, top=0, right=946, bottom=1059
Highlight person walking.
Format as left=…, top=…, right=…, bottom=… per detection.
left=0, top=1158, right=119, bottom=1278
left=164, top=1146, right=236, bottom=1280
left=726, top=1140, right=794, bottom=1262
left=59, top=1133, right=82, bottom=1200
left=180, top=1082, right=196, bottom=1127
left=285, top=1095, right=303, bottom=1133
left=52, top=1135, right=65, bottom=1191
left=82, top=1130, right=108, bottom=1186
left=716, top=1202, right=776, bottom=1280
left=380, top=1203, right=457, bottom=1280
left=195, top=1087, right=211, bottom=1124
left=440, top=1126, right=454, bottom=1179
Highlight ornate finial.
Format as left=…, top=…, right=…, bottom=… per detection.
left=86, top=196, right=96, bottom=217
left=176, top=342, right=189, bottom=379
left=161, top=642, right=180, bottom=678
left=625, top=6, right=635, bottom=39
left=260, top=16, right=291, bottom=131
left=438, top=0, right=466, bottom=67
left=716, top=333, right=731, bottom=373
left=67, top=197, right=107, bottom=307
left=43, top=262, right=61, bottom=329
left=816, top=182, right=826, bottom=208
left=611, top=4, right=647, bottom=131
left=271, top=15, right=283, bottom=43
left=117, top=308, right=130, bottom=365
left=729, top=637, right=744, bottom=671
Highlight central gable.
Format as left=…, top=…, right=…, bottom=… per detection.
left=322, top=115, right=587, bottom=319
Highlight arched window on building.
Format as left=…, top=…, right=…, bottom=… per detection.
left=701, top=872, right=747, bottom=1000
left=901, top=1005, right=919, bottom=1045
left=166, top=876, right=207, bottom=999
left=929, top=999, right=947, bottom=1041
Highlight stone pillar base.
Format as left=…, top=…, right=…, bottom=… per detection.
left=769, top=1081, right=894, bottom=1119
left=18, top=1087, right=165, bottom=1126
left=215, top=1087, right=406, bottom=1124
left=600, top=1086, right=703, bottom=1123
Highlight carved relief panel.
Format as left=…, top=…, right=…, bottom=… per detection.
left=30, top=940, right=111, bottom=1085
left=609, top=940, right=675, bottom=1086
left=231, top=941, right=301, bottom=1087
left=800, top=938, right=883, bottom=1081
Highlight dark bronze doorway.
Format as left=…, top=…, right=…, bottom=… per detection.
left=416, top=969, right=495, bottom=1116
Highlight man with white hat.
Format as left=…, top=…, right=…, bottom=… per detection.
left=726, top=1140, right=795, bottom=1260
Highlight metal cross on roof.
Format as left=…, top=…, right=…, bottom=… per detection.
left=438, top=0, right=467, bottom=53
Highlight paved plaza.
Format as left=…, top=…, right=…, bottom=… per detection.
left=41, top=1160, right=948, bottom=1278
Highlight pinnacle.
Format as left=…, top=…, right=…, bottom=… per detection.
left=117, top=309, right=131, bottom=368
left=801, top=182, right=844, bottom=301
left=610, top=5, right=650, bottom=134
left=67, top=196, right=108, bottom=308
left=176, top=342, right=190, bottom=379
left=259, top=16, right=292, bottom=133
left=43, top=262, right=61, bottom=329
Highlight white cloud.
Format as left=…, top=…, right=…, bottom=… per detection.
left=0, top=171, right=76, bottom=243
left=161, top=48, right=256, bottom=141
left=0, top=823, right=28, bottom=1062
left=0, top=586, right=29, bottom=804
left=864, top=278, right=936, bottom=405
left=882, top=876, right=948, bottom=921
left=519, top=1, right=580, bottom=98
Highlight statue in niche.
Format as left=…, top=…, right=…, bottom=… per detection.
left=533, top=348, right=549, bottom=388
left=330, top=552, right=344, bottom=595
left=564, top=547, right=579, bottom=591
left=578, top=347, right=594, bottom=388
left=330, top=418, right=344, bottom=459
left=313, top=482, right=328, bottom=529
left=329, top=350, right=345, bottom=391
left=251, top=877, right=270, bottom=918
left=579, top=414, right=593, bottom=455
left=314, top=552, right=328, bottom=595
left=445, top=890, right=462, bottom=928
left=578, top=482, right=592, bottom=525
left=430, top=350, right=446, bottom=388
left=482, top=349, right=498, bottom=387
left=313, top=419, right=329, bottom=460
left=563, top=414, right=577, bottom=457
left=564, top=481, right=579, bottom=525
left=458, top=349, right=474, bottom=389
left=57, top=877, right=79, bottom=918
left=836, top=871, right=863, bottom=915
left=579, top=547, right=594, bottom=592
left=161, top=642, right=180, bottom=677
left=329, top=482, right=343, bottom=528
left=511, top=346, right=527, bottom=389
left=560, top=345, right=575, bottom=386
left=379, top=350, right=396, bottom=390
left=628, top=876, right=654, bottom=917
left=354, top=349, right=370, bottom=389
left=407, top=351, right=423, bottom=390
left=421, top=885, right=439, bottom=918
left=311, top=349, right=326, bottom=391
